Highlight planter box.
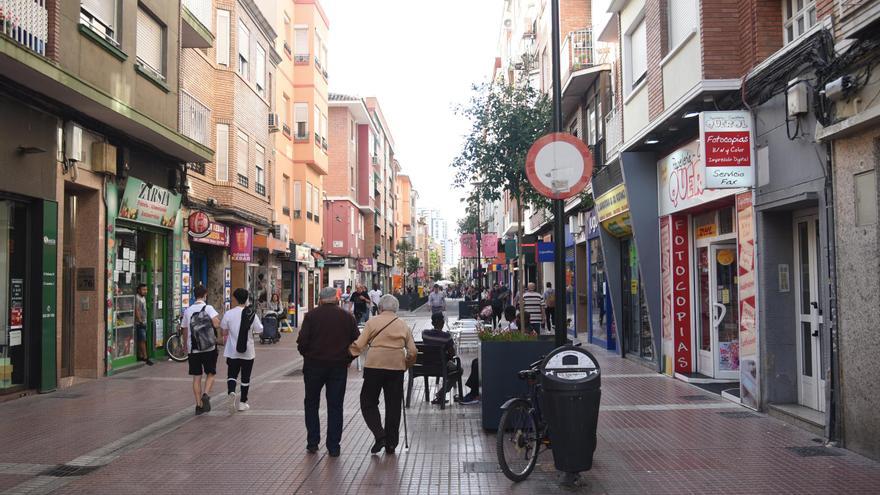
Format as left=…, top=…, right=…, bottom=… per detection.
left=479, top=337, right=556, bottom=430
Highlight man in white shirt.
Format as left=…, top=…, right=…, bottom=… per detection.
left=368, top=286, right=383, bottom=316
left=181, top=286, right=220, bottom=415
left=221, top=288, right=263, bottom=413
left=428, top=284, right=446, bottom=316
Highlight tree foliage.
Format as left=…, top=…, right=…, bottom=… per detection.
left=406, top=256, right=420, bottom=275
left=451, top=80, right=552, bottom=211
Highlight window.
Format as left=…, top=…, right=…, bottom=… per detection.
left=306, top=183, right=313, bottom=220
left=294, top=27, right=309, bottom=62
left=281, top=94, right=291, bottom=130
left=136, top=7, right=165, bottom=80
left=216, top=10, right=230, bottom=66
left=668, top=0, right=698, bottom=52
left=236, top=130, right=248, bottom=187
left=314, top=105, right=321, bottom=143
left=293, top=181, right=302, bottom=218
left=351, top=121, right=356, bottom=142
left=255, top=144, right=265, bottom=195
left=625, top=16, right=647, bottom=91
left=238, top=20, right=250, bottom=79
left=312, top=184, right=320, bottom=222
left=294, top=103, right=308, bottom=139
left=282, top=175, right=290, bottom=213
left=320, top=113, right=328, bottom=150
left=255, top=44, right=266, bottom=95
left=351, top=207, right=356, bottom=235
left=350, top=162, right=357, bottom=191
left=855, top=169, right=877, bottom=226
left=314, top=32, right=323, bottom=67
left=283, top=13, right=291, bottom=53
left=81, top=0, right=118, bottom=44
left=783, top=0, right=817, bottom=44
left=216, top=124, right=229, bottom=181
left=359, top=214, right=364, bottom=240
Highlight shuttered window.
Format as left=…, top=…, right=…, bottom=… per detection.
left=237, top=130, right=248, bottom=178
left=626, top=17, right=647, bottom=90
left=238, top=20, right=250, bottom=79
left=293, top=181, right=302, bottom=217
left=81, top=0, right=117, bottom=41
left=255, top=144, right=265, bottom=193
left=314, top=105, right=321, bottom=142
left=294, top=103, right=308, bottom=139
left=294, top=27, right=308, bottom=57
left=216, top=10, right=230, bottom=66
left=306, top=182, right=312, bottom=218
left=255, top=44, right=266, bottom=95
left=668, top=0, right=698, bottom=51
left=216, top=124, right=229, bottom=182
left=136, top=7, right=164, bottom=78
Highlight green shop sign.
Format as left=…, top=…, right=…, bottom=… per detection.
left=118, top=178, right=181, bottom=229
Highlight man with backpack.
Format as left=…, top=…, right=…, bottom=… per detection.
left=181, top=285, right=221, bottom=415
left=221, top=288, right=263, bottom=413
left=543, top=282, right=555, bottom=332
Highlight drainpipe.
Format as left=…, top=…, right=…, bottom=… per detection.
left=822, top=140, right=841, bottom=445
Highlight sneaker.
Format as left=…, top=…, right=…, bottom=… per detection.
left=306, top=445, right=318, bottom=454
left=328, top=449, right=340, bottom=457
left=461, top=395, right=481, bottom=405
left=201, top=394, right=211, bottom=413
left=195, top=405, right=205, bottom=416
left=385, top=446, right=396, bottom=455
left=370, top=437, right=385, bottom=454
left=431, top=396, right=448, bottom=405
left=227, top=392, right=237, bottom=414
left=145, top=359, right=154, bottom=366
left=237, top=401, right=250, bottom=412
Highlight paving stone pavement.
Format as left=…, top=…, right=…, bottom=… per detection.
left=1, top=303, right=879, bottom=494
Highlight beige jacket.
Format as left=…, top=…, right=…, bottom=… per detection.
left=349, top=311, right=417, bottom=371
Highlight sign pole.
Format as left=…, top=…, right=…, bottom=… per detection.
left=551, top=0, right=566, bottom=347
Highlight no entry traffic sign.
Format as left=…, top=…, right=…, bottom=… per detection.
left=525, top=132, right=594, bottom=200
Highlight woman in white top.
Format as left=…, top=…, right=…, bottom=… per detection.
left=220, top=288, right=263, bottom=413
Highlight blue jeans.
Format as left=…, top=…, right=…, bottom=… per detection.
left=303, top=366, right=348, bottom=452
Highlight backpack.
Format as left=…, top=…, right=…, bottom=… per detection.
left=546, top=292, right=556, bottom=308
left=189, top=304, right=216, bottom=352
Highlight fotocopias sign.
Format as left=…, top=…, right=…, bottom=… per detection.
left=699, top=111, right=755, bottom=189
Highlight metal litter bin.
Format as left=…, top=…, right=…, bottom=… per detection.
left=539, top=345, right=601, bottom=473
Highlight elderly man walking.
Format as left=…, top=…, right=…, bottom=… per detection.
left=297, top=287, right=361, bottom=457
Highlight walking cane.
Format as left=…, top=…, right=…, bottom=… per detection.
left=402, top=322, right=416, bottom=451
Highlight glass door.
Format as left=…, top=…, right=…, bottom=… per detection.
left=712, top=245, right=739, bottom=379
left=1, top=200, right=28, bottom=391
left=794, top=216, right=825, bottom=411
left=696, top=247, right=712, bottom=375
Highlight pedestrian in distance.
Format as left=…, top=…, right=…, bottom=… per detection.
left=422, top=312, right=461, bottom=405
left=428, top=284, right=446, bottom=316
left=296, top=287, right=360, bottom=457
left=220, top=288, right=262, bottom=413
left=349, top=295, right=417, bottom=455
left=520, top=282, right=546, bottom=335
left=369, top=286, right=383, bottom=316
left=341, top=285, right=353, bottom=313
left=543, top=282, right=556, bottom=332
left=134, top=284, right=154, bottom=365
left=182, top=285, right=221, bottom=415
left=352, top=285, right=370, bottom=324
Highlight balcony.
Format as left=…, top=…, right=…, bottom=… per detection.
left=0, top=0, right=49, bottom=57
left=255, top=183, right=265, bottom=196
left=561, top=29, right=593, bottom=84
left=604, top=106, right=622, bottom=162
left=181, top=0, right=213, bottom=48
left=179, top=90, right=211, bottom=147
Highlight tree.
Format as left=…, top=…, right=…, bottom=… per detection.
left=406, top=256, right=420, bottom=275
left=396, top=240, right=413, bottom=275
left=451, top=79, right=552, bottom=329
left=449, top=266, right=460, bottom=282
left=456, top=196, right=480, bottom=234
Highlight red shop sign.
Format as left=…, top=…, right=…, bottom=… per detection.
left=671, top=215, right=692, bottom=373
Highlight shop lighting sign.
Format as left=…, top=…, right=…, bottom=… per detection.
left=700, top=111, right=755, bottom=189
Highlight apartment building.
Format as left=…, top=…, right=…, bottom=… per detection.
left=179, top=0, right=280, bottom=313
left=0, top=0, right=212, bottom=389
left=364, top=97, right=397, bottom=291
left=323, top=93, right=375, bottom=289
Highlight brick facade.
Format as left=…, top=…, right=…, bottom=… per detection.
left=646, top=0, right=667, bottom=119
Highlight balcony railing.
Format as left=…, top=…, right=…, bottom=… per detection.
left=179, top=90, right=211, bottom=147
left=604, top=106, right=622, bottom=162
left=255, top=183, right=265, bottom=196
left=182, top=0, right=211, bottom=31
left=0, top=0, right=49, bottom=56
left=561, top=29, right=593, bottom=83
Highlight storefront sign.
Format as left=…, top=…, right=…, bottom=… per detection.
left=695, top=223, right=717, bottom=239
left=537, top=242, right=555, bottom=262
left=481, top=233, right=499, bottom=258
left=657, top=140, right=738, bottom=216
left=671, top=215, right=692, bottom=373
left=76, top=268, right=96, bottom=291
left=660, top=218, right=673, bottom=347
left=700, top=111, right=755, bottom=189
left=504, top=239, right=517, bottom=259
left=230, top=226, right=253, bottom=262
left=117, top=177, right=181, bottom=229
left=10, top=278, right=23, bottom=330
left=736, top=192, right=760, bottom=410
left=587, top=209, right=600, bottom=239
left=460, top=233, right=477, bottom=258
left=596, top=184, right=629, bottom=221
left=294, top=245, right=311, bottom=263
left=188, top=211, right=229, bottom=246
left=358, top=258, right=375, bottom=272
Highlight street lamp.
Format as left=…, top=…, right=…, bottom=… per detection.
left=470, top=182, right=484, bottom=295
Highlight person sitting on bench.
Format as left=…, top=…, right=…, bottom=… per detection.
left=421, top=313, right=460, bottom=405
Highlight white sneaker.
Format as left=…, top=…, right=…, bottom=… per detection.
left=227, top=392, right=237, bottom=414
left=237, top=402, right=250, bottom=412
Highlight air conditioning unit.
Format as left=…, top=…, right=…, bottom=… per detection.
left=268, top=113, right=281, bottom=133
left=64, top=122, right=83, bottom=162
left=568, top=215, right=578, bottom=235
left=91, top=142, right=117, bottom=175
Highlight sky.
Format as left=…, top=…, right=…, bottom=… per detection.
left=322, top=0, right=500, bottom=238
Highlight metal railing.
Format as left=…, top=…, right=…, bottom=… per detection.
left=0, top=0, right=49, bottom=56
left=561, top=28, right=593, bottom=83
left=182, top=0, right=211, bottom=32
left=179, top=90, right=211, bottom=147
left=604, top=106, right=622, bottom=162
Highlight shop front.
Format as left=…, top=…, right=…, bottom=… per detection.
left=586, top=209, right=614, bottom=350
left=107, top=178, right=182, bottom=371
left=185, top=210, right=230, bottom=311
left=293, top=245, right=318, bottom=324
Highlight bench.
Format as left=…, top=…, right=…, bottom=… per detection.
left=406, top=342, right=463, bottom=410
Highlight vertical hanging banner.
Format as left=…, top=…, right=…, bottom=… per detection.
left=699, top=111, right=755, bottom=189
left=460, top=233, right=477, bottom=258
left=481, top=233, right=499, bottom=258
left=660, top=216, right=673, bottom=374
left=230, top=226, right=253, bottom=262
left=736, top=192, right=760, bottom=410
left=671, top=215, right=692, bottom=373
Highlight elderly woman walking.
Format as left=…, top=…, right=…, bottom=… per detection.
left=349, top=295, right=417, bottom=455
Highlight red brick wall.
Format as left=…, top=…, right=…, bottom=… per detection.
left=46, top=0, right=60, bottom=61
left=325, top=200, right=358, bottom=257
left=701, top=0, right=747, bottom=79
left=646, top=0, right=667, bottom=119
left=357, top=124, right=371, bottom=207
left=326, top=107, right=353, bottom=197
left=561, top=0, right=592, bottom=38
left=736, top=0, right=783, bottom=75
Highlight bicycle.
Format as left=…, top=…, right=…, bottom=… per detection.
left=496, top=356, right=550, bottom=482
left=164, top=315, right=187, bottom=362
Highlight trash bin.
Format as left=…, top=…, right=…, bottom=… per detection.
left=539, top=345, right=601, bottom=473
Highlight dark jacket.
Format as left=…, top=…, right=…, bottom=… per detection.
left=421, top=328, right=456, bottom=360
left=297, top=303, right=360, bottom=368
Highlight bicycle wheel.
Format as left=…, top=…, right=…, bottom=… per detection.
left=496, top=400, right=540, bottom=482
left=165, top=333, right=188, bottom=362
